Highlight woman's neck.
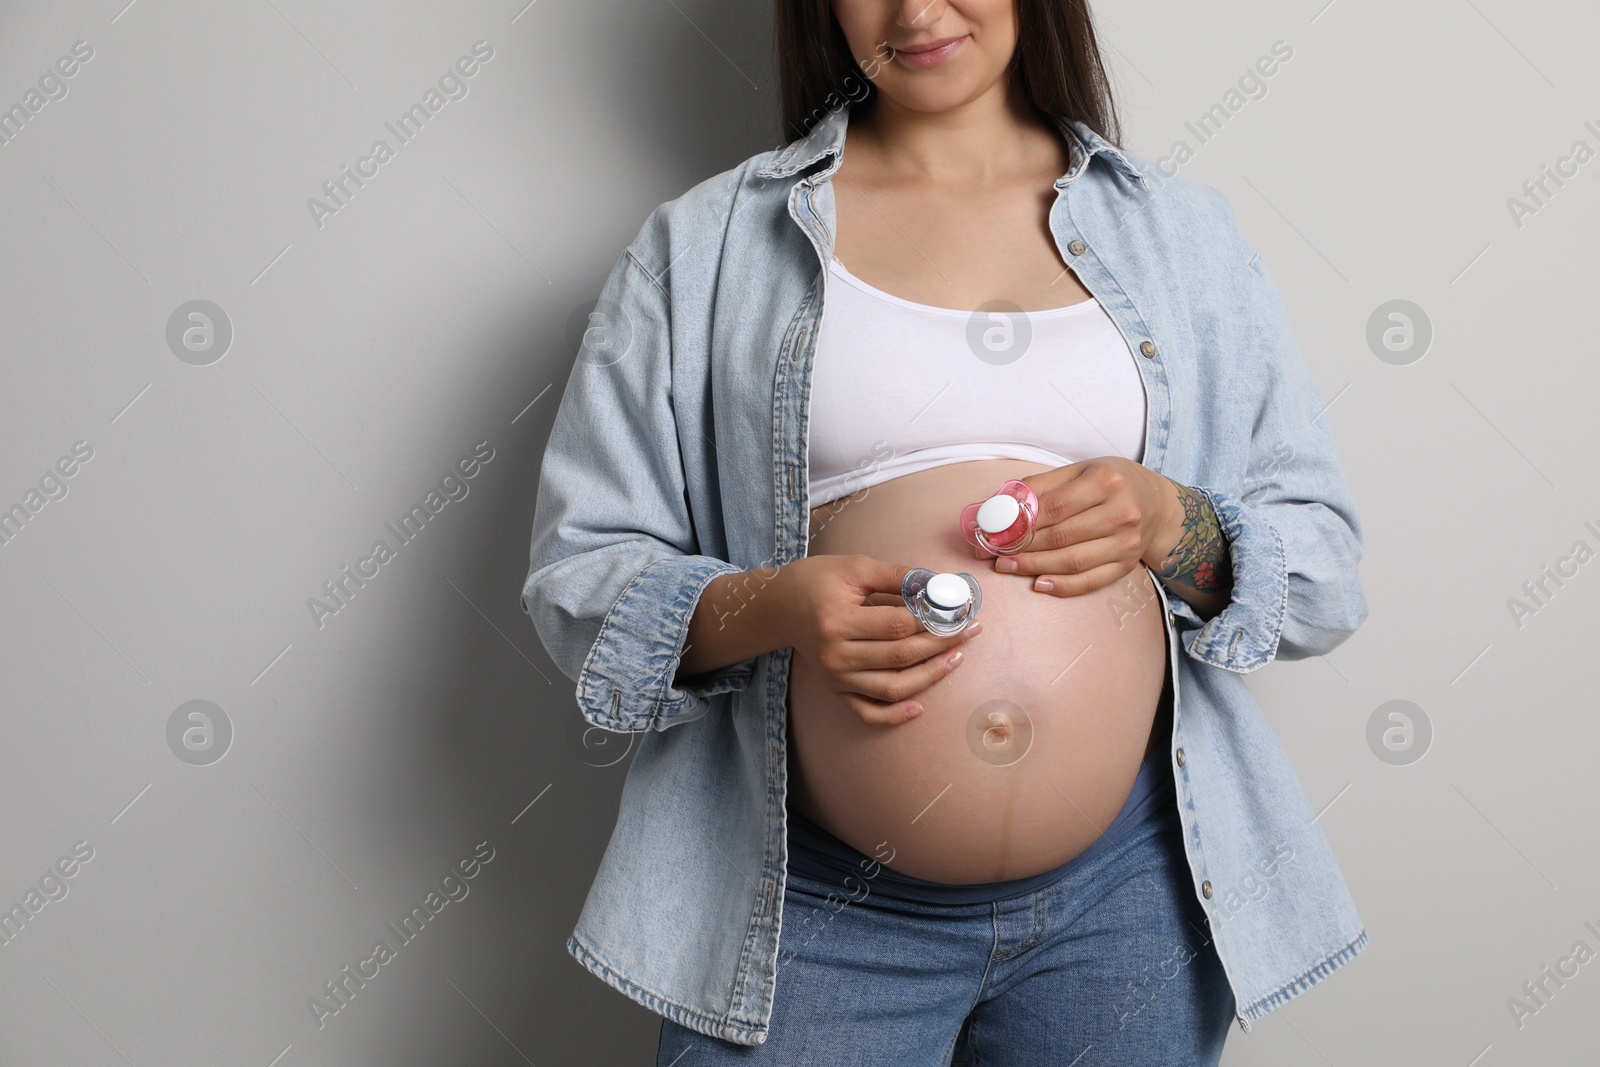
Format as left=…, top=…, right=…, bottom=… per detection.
left=847, top=87, right=1064, bottom=189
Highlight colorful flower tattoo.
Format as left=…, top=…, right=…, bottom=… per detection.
left=1155, top=485, right=1226, bottom=592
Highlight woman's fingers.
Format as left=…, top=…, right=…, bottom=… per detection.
left=802, top=554, right=988, bottom=724
left=1025, top=464, right=1105, bottom=529
left=853, top=557, right=921, bottom=599
left=845, top=693, right=927, bottom=726
left=827, top=605, right=979, bottom=667
left=1030, top=498, right=1138, bottom=556
left=996, top=509, right=1143, bottom=579
left=1031, top=559, right=1137, bottom=597
left=839, top=643, right=971, bottom=724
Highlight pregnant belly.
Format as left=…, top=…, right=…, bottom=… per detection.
left=785, top=458, right=1171, bottom=884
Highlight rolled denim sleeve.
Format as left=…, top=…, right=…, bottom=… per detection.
left=1177, top=197, right=1369, bottom=672
left=520, top=225, right=757, bottom=733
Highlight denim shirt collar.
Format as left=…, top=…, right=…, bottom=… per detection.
left=753, top=101, right=1149, bottom=190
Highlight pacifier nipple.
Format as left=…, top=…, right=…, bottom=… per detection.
left=901, top=568, right=983, bottom=637
left=959, top=480, right=1040, bottom=556
left=975, top=493, right=1021, bottom=534
left=925, top=572, right=971, bottom=610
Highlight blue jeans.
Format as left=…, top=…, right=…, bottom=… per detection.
left=656, top=796, right=1233, bottom=1066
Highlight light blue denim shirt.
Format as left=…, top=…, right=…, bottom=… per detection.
left=522, top=102, right=1369, bottom=1046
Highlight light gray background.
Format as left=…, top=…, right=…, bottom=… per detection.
left=1, top=0, right=1595, bottom=1064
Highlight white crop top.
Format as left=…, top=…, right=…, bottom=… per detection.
left=806, top=256, right=1149, bottom=508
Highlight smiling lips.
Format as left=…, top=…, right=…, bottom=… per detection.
left=892, top=34, right=968, bottom=67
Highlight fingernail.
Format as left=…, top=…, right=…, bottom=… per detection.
left=964, top=622, right=984, bottom=639
left=1035, top=578, right=1054, bottom=592
left=904, top=704, right=923, bottom=721
left=996, top=559, right=1018, bottom=573
left=946, top=650, right=963, bottom=669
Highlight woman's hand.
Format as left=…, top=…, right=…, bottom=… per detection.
left=973, top=458, right=1193, bottom=598
left=779, top=554, right=981, bottom=726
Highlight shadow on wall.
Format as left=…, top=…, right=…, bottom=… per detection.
left=349, top=2, right=783, bottom=1063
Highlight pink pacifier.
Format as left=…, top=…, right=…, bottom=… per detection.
left=959, top=480, right=1039, bottom=556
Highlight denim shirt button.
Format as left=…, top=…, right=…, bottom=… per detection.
left=1140, top=340, right=1157, bottom=359
left=1175, top=747, right=1186, bottom=767
left=1167, top=608, right=1176, bottom=626
left=1067, top=239, right=1087, bottom=256
left=1202, top=879, right=1213, bottom=899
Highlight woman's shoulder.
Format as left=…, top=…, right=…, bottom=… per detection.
left=623, top=149, right=791, bottom=275
left=1095, top=141, right=1256, bottom=265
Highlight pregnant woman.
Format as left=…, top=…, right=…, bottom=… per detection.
left=522, top=1, right=1371, bottom=1064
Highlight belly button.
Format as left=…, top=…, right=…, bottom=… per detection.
left=966, top=699, right=1034, bottom=766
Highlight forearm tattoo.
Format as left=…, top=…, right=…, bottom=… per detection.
left=1155, top=484, right=1227, bottom=592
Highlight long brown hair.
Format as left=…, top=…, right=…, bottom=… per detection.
left=773, top=0, right=1122, bottom=149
